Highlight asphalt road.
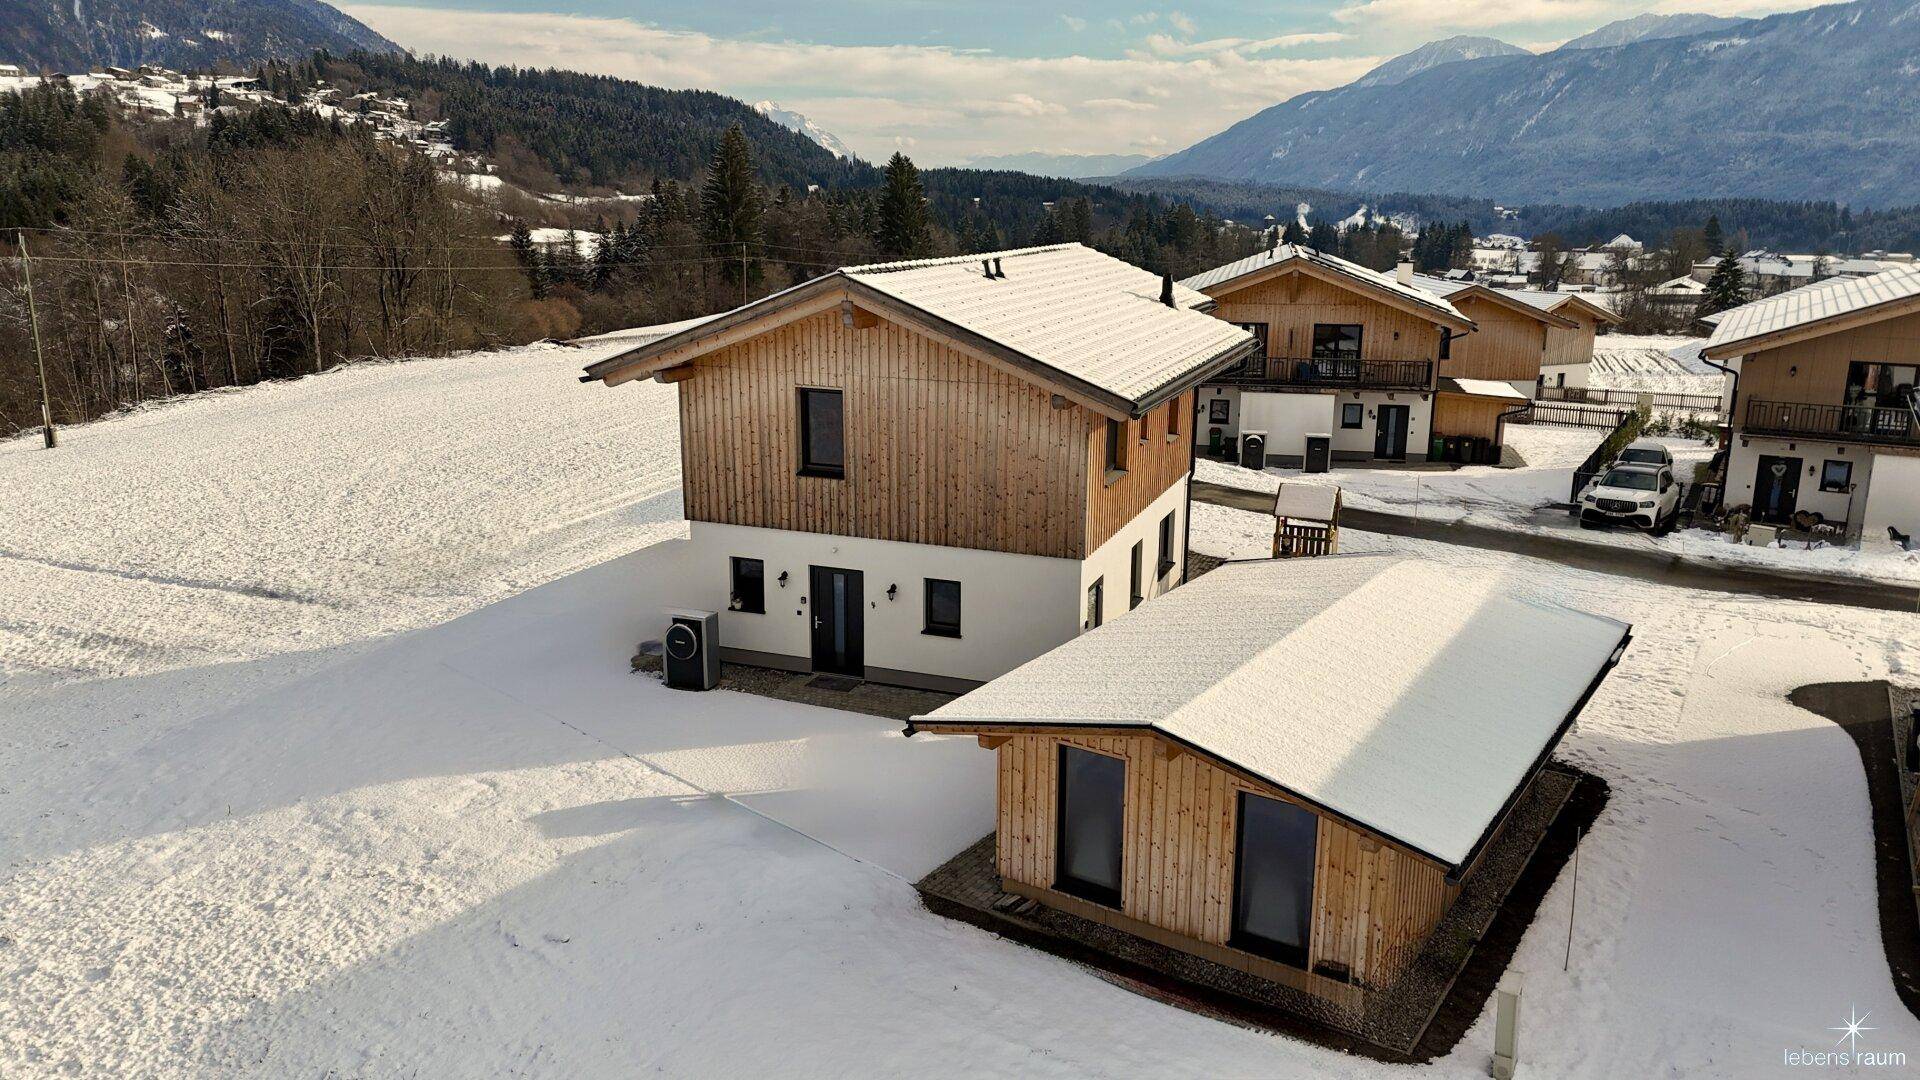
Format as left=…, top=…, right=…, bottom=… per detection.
left=1193, top=481, right=1920, bottom=613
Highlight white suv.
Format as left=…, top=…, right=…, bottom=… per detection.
left=1580, top=463, right=1679, bottom=532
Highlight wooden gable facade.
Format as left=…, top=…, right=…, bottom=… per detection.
left=1439, top=292, right=1564, bottom=385
left=669, top=298, right=1193, bottom=562
left=1200, top=266, right=1453, bottom=380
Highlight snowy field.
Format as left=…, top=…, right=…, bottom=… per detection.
left=1590, top=333, right=1722, bottom=397
left=4, top=349, right=1919, bottom=1076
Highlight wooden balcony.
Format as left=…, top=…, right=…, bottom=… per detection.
left=1208, top=356, right=1434, bottom=392
left=1742, top=398, right=1920, bottom=446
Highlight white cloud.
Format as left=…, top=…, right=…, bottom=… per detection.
left=340, top=5, right=1377, bottom=166
left=1128, top=12, right=1160, bottom=25
left=1060, top=15, right=1088, bottom=31
left=1082, top=97, right=1159, bottom=111
left=1142, top=31, right=1348, bottom=57
left=1167, top=10, right=1199, bottom=35
left=1330, top=0, right=1613, bottom=29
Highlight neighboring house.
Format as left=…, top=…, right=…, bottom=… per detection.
left=1412, top=275, right=1587, bottom=454
left=580, top=244, right=1257, bottom=691
left=1703, top=263, right=1920, bottom=537
left=906, top=555, right=1629, bottom=1021
left=1646, top=274, right=1708, bottom=316
left=1179, top=246, right=1474, bottom=468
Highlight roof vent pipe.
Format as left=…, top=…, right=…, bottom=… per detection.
left=1160, top=272, right=1175, bottom=308
left=992, top=257, right=1004, bottom=278
left=982, top=259, right=993, bottom=278
left=1395, top=260, right=1414, bottom=286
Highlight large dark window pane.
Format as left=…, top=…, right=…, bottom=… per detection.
left=729, top=557, right=764, bottom=614
left=1231, top=791, right=1318, bottom=968
left=1056, top=746, right=1126, bottom=906
left=923, top=578, right=961, bottom=636
left=1311, top=323, right=1363, bottom=360
left=799, top=388, right=845, bottom=476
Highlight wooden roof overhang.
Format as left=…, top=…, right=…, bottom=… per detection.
left=1452, top=286, right=1579, bottom=330
left=906, top=624, right=1630, bottom=884
left=1701, top=290, right=1920, bottom=361
left=581, top=273, right=1260, bottom=421
left=1197, top=259, right=1477, bottom=336
left=1547, top=294, right=1623, bottom=326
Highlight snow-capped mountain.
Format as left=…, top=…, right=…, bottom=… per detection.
left=1126, top=0, right=1920, bottom=207
left=1348, top=35, right=1529, bottom=89
left=752, top=100, right=855, bottom=161
left=0, top=0, right=400, bottom=72
left=1556, top=12, right=1749, bottom=51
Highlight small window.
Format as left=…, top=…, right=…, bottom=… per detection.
left=1157, top=511, right=1176, bottom=577
left=1167, top=395, right=1181, bottom=438
left=729, top=557, right=765, bottom=614
left=1231, top=791, right=1318, bottom=968
left=1105, top=419, right=1128, bottom=475
left=1129, top=541, right=1144, bottom=610
left=1311, top=323, right=1363, bottom=359
left=1821, top=459, right=1853, bottom=493
left=923, top=578, right=961, bottom=637
left=1208, top=398, right=1231, bottom=425
left=1086, top=577, right=1104, bottom=630
left=1438, top=328, right=1452, bottom=361
left=1056, top=746, right=1126, bottom=907
left=1233, top=321, right=1271, bottom=357
left=1341, top=402, right=1363, bottom=429
left=798, top=388, right=844, bottom=477
left=1136, top=416, right=1149, bottom=443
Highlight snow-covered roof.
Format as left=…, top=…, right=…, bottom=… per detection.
left=912, top=556, right=1630, bottom=868
left=1410, top=274, right=1574, bottom=326
left=585, top=245, right=1255, bottom=415
left=1704, top=263, right=1920, bottom=358
left=1180, top=245, right=1471, bottom=328
left=573, top=315, right=723, bottom=349
left=1440, top=377, right=1529, bottom=401
left=1272, top=481, right=1338, bottom=521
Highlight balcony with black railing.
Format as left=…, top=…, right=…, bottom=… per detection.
left=1742, top=398, right=1920, bottom=446
left=1207, top=356, right=1433, bottom=392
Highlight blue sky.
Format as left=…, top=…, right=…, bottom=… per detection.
left=342, top=0, right=1813, bottom=167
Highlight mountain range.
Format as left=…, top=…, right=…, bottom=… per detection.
left=1129, top=0, right=1920, bottom=208
left=963, top=151, right=1160, bottom=179
left=1349, top=36, right=1530, bottom=89
left=0, top=0, right=400, bottom=72
left=752, top=100, right=857, bottom=161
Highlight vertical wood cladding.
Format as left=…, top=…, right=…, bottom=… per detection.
left=1738, top=308, right=1920, bottom=406
left=1441, top=297, right=1548, bottom=384
left=1432, top=393, right=1513, bottom=442
left=1085, top=391, right=1191, bottom=554
left=1205, top=271, right=1446, bottom=380
left=676, top=309, right=1095, bottom=558
left=994, top=731, right=1452, bottom=997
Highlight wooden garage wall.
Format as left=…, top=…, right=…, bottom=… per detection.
left=1207, top=271, right=1446, bottom=380
left=1442, top=298, right=1548, bottom=384
left=993, top=731, right=1453, bottom=999
left=1085, top=392, right=1192, bottom=553
left=1544, top=312, right=1600, bottom=369
left=1431, top=393, right=1511, bottom=442
left=1738, top=307, right=1920, bottom=407
left=676, top=309, right=1093, bottom=558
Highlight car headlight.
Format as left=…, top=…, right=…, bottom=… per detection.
left=1638, top=500, right=1655, bottom=508
left=1583, top=495, right=1597, bottom=503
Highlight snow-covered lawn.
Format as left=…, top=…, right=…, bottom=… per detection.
left=4, top=352, right=1918, bottom=1076
left=1591, top=333, right=1722, bottom=397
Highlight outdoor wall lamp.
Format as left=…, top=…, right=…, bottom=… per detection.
left=777, top=571, right=789, bottom=587
left=886, top=583, right=899, bottom=600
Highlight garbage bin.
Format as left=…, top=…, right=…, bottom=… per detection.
left=1304, top=434, right=1332, bottom=474
left=1429, top=433, right=1446, bottom=461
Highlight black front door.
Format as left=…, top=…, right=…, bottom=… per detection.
left=1753, top=455, right=1801, bottom=525
left=808, top=565, right=864, bottom=677
left=1374, top=404, right=1409, bottom=460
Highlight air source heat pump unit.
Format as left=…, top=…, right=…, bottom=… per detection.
left=662, top=608, right=720, bottom=690
left=1239, top=430, right=1267, bottom=470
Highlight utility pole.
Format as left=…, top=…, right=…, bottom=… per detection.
left=19, top=231, right=54, bottom=449
left=739, top=241, right=748, bottom=309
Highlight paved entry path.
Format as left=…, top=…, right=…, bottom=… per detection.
left=1192, top=481, right=1920, bottom=613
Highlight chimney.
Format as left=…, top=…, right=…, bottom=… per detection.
left=1395, top=260, right=1414, bottom=286
left=1160, top=272, right=1175, bottom=308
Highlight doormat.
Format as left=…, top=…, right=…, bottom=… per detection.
left=805, top=674, right=864, bottom=692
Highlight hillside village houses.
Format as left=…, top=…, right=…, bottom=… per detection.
left=581, top=244, right=1256, bottom=691
left=1704, top=262, right=1920, bottom=541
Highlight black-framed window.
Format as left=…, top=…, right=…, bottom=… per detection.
left=797, top=388, right=845, bottom=477
left=1157, top=511, right=1176, bottom=577
left=1311, top=323, right=1363, bottom=360
left=1821, top=459, right=1853, bottom=493
left=1208, top=398, right=1231, bottom=425
left=1341, top=402, right=1363, bottom=429
left=1086, top=577, right=1104, bottom=630
left=1129, top=541, right=1144, bottom=609
left=1438, top=328, right=1452, bottom=360
left=729, top=557, right=765, bottom=614
left=1233, top=321, right=1271, bottom=359
left=1167, top=395, right=1181, bottom=438
left=1104, top=419, right=1127, bottom=474
left=1230, top=791, right=1318, bottom=969
left=923, top=578, right=961, bottom=637
left=1055, top=745, right=1125, bottom=907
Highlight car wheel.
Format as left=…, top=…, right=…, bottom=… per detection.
left=1652, top=508, right=1676, bottom=536
left=1579, top=517, right=1600, bottom=530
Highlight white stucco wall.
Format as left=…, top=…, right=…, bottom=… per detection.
left=1077, top=478, right=1190, bottom=631
left=1195, top=385, right=1242, bottom=452
left=1539, top=362, right=1589, bottom=391
left=1237, top=392, right=1338, bottom=463
left=1330, top=390, right=1434, bottom=460
left=1195, top=387, right=1434, bottom=461
left=1862, top=453, right=1920, bottom=542
left=1724, top=436, right=1876, bottom=532
left=667, top=521, right=1085, bottom=686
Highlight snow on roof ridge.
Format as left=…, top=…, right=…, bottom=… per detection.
left=1182, top=244, right=1465, bottom=322
left=1707, top=262, right=1920, bottom=352
left=843, top=243, right=1081, bottom=275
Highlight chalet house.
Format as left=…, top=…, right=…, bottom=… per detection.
left=1705, top=264, right=1920, bottom=538
left=907, top=555, right=1629, bottom=1020
left=1180, top=247, right=1474, bottom=468
left=580, top=245, right=1258, bottom=692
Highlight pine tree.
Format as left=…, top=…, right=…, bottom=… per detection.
left=702, top=124, right=764, bottom=289
left=1695, top=255, right=1747, bottom=318
left=874, top=151, right=931, bottom=260
left=1702, top=214, right=1724, bottom=257
left=1280, top=218, right=1306, bottom=245
left=1308, top=221, right=1339, bottom=253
